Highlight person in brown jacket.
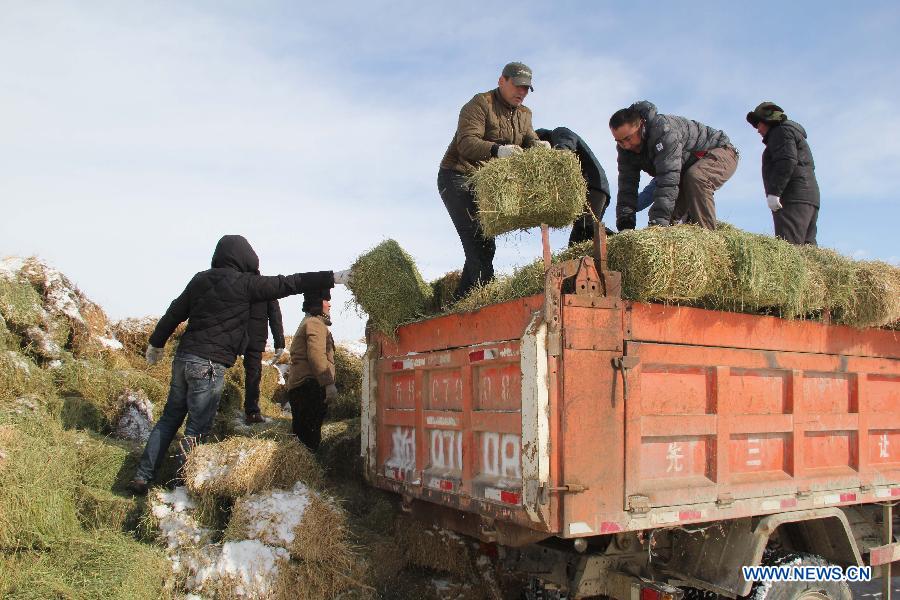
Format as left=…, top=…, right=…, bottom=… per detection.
left=286, top=288, right=337, bottom=450
left=438, top=62, right=550, bottom=300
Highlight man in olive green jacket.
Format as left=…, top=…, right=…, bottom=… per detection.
left=286, top=288, right=336, bottom=450
left=438, top=62, right=549, bottom=300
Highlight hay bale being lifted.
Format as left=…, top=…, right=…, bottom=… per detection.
left=347, top=239, right=432, bottom=337
left=470, top=146, right=587, bottom=238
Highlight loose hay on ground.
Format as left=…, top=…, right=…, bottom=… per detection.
left=184, top=436, right=324, bottom=499
left=0, top=530, right=169, bottom=600
left=394, top=515, right=473, bottom=578
left=470, top=146, right=587, bottom=238
left=347, top=239, right=432, bottom=337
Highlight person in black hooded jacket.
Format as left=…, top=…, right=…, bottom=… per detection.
left=129, top=235, right=351, bottom=493
left=747, top=102, right=821, bottom=245
left=535, top=127, right=612, bottom=246
left=243, top=290, right=285, bottom=425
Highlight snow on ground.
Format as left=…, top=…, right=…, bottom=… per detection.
left=230, top=482, right=312, bottom=548
left=151, top=487, right=211, bottom=551
left=114, top=389, right=154, bottom=442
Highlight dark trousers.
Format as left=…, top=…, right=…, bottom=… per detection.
left=288, top=379, right=327, bottom=451
left=438, top=168, right=496, bottom=300
left=243, top=348, right=262, bottom=415
left=569, top=189, right=609, bottom=246
left=773, top=203, right=818, bottom=246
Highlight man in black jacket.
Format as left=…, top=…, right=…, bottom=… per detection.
left=243, top=294, right=284, bottom=425
left=130, top=235, right=349, bottom=493
left=747, top=102, right=821, bottom=245
left=536, top=127, right=611, bottom=245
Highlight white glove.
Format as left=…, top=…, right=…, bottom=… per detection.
left=325, top=384, right=339, bottom=402
left=766, top=194, right=782, bottom=212
left=534, top=140, right=551, bottom=149
left=496, top=145, right=523, bottom=158
left=145, top=345, right=164, bottom=365
left=333, top=269, right=352, bottom=286
left=268, top=348, right=286, bottom=365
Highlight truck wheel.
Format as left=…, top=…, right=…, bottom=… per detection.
left=746, top=552, right=851, bottom=600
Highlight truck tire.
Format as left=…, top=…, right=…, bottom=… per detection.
left=746, top=551, right=851, bottom=600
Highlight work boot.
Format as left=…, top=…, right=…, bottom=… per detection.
left=128, top=478, right=149, bottom=496
left=245, top=412, right=266, bottom=425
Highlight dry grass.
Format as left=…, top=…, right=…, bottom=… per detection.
left=184, top=436, right=324, bottom=499
left=347, top=239, right=433, bottom=337
left=394, top=515, right=473, bottom=578
left=428, top=270, right=463, bottom=313
left=470, top=146, right=587, bottom=237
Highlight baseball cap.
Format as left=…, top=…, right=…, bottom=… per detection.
left=502, top=62, right=534, bottom=91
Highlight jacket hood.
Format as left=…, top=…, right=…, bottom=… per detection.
left=781, top=119, right=808, bottom=139
left=210, top=235, right=259, bottom=273
left=630, top=100, right=658, bottom=122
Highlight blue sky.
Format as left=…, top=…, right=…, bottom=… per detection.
left=1, top=1, right=898, bottom=342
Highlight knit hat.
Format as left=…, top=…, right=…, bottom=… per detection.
left=302, top=288, right=331, bottom=314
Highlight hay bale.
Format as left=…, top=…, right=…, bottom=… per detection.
left=470, top=146, right=587, bottom=238
left=0, top=270, right=43, bottom=330
left=716, top=225, right=814, bottom=318
left=838, top=260, right=900, bottom=328
left=110, top=316, right=158, bottom=355
left=73, top=431, right=136, bottom=491
left=225, top=482, right=354, bottom=570
left=606, top=225, right=731, bottom=303
left=0, top=419, right=81, bottom=551
left=75, top=485, right=135, bottom=531
left=428, top=270, right=463, bottom=313
left=0, top=350, right=55, bottom=405
left=180, top=540, right=294, bottom=599
left=319, top=418, right=362, bottom=476
left=149, top=486, right=212, bottom=551
left=394, top=515, right=473, bottom=578
left=348, top=239, right=432, bottom=337
left=53, top=357, right=167, bottom=431
left=0, top=530, right=168, bottom=600
left=184, top=436, right=324, bottom=499
left=331, top=345, right=363, bottom=420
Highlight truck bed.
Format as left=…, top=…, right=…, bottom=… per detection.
left=362, top=257, right=900, bottom=545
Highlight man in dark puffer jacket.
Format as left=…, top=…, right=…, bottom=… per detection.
left=129, top=235, right=349, bottom=493
left=610, top=101, right=738, bottom=231
left=747, top=102, right=821, bottom=245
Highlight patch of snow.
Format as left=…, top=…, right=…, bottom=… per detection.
left=185, top=541, right=289, bottom=598
left=151, top=487, right=210, bottom=551
left=4, top=350, right=33, bottom=372
left=273, top=363, right=289, bottom=385
left=337, top=339, right=367, bottom=356
left=25, top=326, right=62, bottom=359
left=230, top=482, right=312, bottom=548
left=115, top=389, right=154, bottom=442
left=0, top=257, right=26, bottom=280
left=98, top=335, right=123, bottom=350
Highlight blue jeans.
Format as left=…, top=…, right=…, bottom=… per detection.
left=135, top=352, right=226, bottom=482
left=637, top=178, right=657, bottom=212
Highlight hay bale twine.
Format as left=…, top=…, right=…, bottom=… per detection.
left=470, top=146, right=587, bottom=238
left=347, top=239, right=432, bottom=337
left=183, top=437, right=324, bottom=499
left=606, top=224, right=731, bottom=303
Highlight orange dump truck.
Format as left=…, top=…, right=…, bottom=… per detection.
left=361, top=245, right=900, bottom=599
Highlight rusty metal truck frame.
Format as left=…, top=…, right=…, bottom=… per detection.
left=361, top=231, right=900, bottom=599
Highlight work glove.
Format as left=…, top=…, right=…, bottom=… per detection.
left=325, top=384, right=339, bottom=402
left=496, top=145, right=523, bottom=158
left=766, top=194, right=782, bottom=212
left=535, top=140, right=552, bottom=149
left=145, top=345, right=164, bottom=365
left=333, top=269, right=353, bottom=286
left=267, top=348, right=286, bottom=365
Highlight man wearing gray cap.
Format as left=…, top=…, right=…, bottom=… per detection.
left=438, top=62, right=550, bottom=301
